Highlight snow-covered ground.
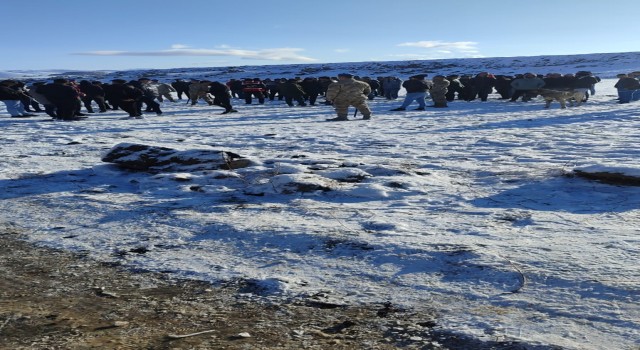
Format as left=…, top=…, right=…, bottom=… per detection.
left=1, top=74, right=639, bottom=349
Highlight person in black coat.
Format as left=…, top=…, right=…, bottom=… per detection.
left=109, top=79, right=143, bottom=118
left=0, top=80, right=36, bottom=117
left=227, top=79, right=244, bottom=99
left=78, top=80, right=107, bottom=113
left=133, top=78, right=162, bottom=115
left=494, top=75, right=513, bottom=99
left=542, top=73, right=567, bottom=90
left=459, top=75, right=475, bottom=101
left=471, top=72, right=496, bottom=101
left=445, top=74, right=464, bottom=102
left=38, top=79, right=81, bottom=120
left=280, top=79, right=307, bottom=107
left=208, top=81, right=237, bottom=114
left=14, top=82, right=42, bottom=112
left=171, top=79, right=191, bottom=100
left=573, top=71, right=600, bottom=101
left=300, top=77, right=322, bottom=105
left=264, top=79, right=280, bottom=101
left=390, top=74, right=430, bottom=111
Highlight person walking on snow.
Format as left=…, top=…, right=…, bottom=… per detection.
left=0, top=80, right=37, bottom=118
left=325, top=73, right=372, bottom=121
left=390, top=74, right=430, bottom=111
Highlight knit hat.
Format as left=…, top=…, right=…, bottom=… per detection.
left=338, top=73, right=354, bottom=78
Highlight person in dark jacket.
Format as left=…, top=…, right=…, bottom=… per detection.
left=494, top=75, right=513, bottom=99
left=0, top=80, right=36, bottom=118
left=318, top=76, right=335, bottom=104
left=14, top=81, right=42, bottom=112
left=573, top=72, right=600, bottom=102
left=542, top=73, right=566, bottom=90
left=78, top=80, right=107, bottom=113
left=242, top=78, right=266, bottom=104
left=280, top=79, right=307, bottom=107
left=459, top=75, right=475, bottom=101
left=614, top=73, right=640, bottom=103
left=110, top=79, right=143, bottom=118
left=38, top=79, right=82, bottom=120
left=171, top=79, right=191, bottom=100
left=445, top=74, right=465, bottom=102
left=390, top=74, right=430, bottom=111
left=300, top=77, right=322, bottom=105
left=471, top=72, right=496, bottom=101
left=135, top=78, right=162, bottom=115
left=367, top=78, right=380, bottom=99
left=208, top=81, right=237, bottom=114
left=263, top=79, right=280, bottom=101
left=226, top=79, right=244, bottom=99
left=29, top=82, right=57, bottom=118
left=509, top=73, right=545, bottom=102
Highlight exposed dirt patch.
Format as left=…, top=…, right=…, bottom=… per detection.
left=0, top=230, right=554, bottom=349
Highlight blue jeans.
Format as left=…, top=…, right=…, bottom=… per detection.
left=618, top=89, right=640, bottom=103
left=1, top=100, right=27, bottom=116
left=400, top=92, right=427, bottom=108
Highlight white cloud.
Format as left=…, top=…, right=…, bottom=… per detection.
left=395, top=40, right=482, bottom=59
left=334, top=48, right=350, bottom=53
left=170, top=44, right=190, bottom=49
left=74, top=46, right=317, bottom=62
left=398, top=40, right=479, bottom=51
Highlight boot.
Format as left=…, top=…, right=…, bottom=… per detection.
left=435, top=102, right=448, bottom=108
left=362, top=115, right=371, bottom=120
left=390, top=107, right=405, bottom=111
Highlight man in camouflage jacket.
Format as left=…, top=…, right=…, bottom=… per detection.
left=429, top=75, right=450, bottom=108
left=325, top=73, right=372, bottom=121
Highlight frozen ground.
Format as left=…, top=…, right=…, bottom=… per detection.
left=0, top=78, right=638, bottom=349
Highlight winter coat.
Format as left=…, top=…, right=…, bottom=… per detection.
left=79, top=81, right=105, bottom=98
left=447, top=78, right=465, bottom=93
left=228, top=80, right=243, bottom=91
left=367, top=80, right=380, bottom=90
left=572, top=76, right=599, bottom=89
left=208, top=82, right=230, bottom=97
left=511, top=77, right=545, bottom=90
left=0, top=85, right=23, bottom=100
left=280, top=81, right=306, bottom=98
left=473, top=75, right=496, bottom=90
left=242, top=81, right=266, bottom=93
left=430, top=79, right=450, bottom=95
left=402, top=79, right=430, bottom=93
left=27, top=85, right=52, bottom=104
left=384, top=78, right=402, bottom=90
left=300, top=79, right=322, bottom=95
left=109, top=83, right=143, bottom=102
left=542, top=77, right=568, bottom=90
left=189, top=82, right=211, bottom=97
left=139, top=83, right=159, bottom=98
left=326, top=78, right=371, bottom=103
left=156, top=83, right=176, bottom=95
left=615, top=77, right=640, bottom=90
left=37, top=83, right=79, bottom=105
left=171, top=80, right=190, bottom=91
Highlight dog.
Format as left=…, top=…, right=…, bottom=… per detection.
left=538, top=88, right=586, bottom=109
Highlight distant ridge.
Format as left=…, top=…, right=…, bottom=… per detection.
left=2, top=51, right=639, bottom=81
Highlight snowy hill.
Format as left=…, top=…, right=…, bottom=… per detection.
left=2, top=51, right=640, bottom=81
left=1, top=54, right=639, bottom=350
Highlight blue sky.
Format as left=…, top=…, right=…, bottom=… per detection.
left=3, top=0, right=639, bottom=71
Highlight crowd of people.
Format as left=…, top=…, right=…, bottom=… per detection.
left=0, top=69, right=638, bottom=121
